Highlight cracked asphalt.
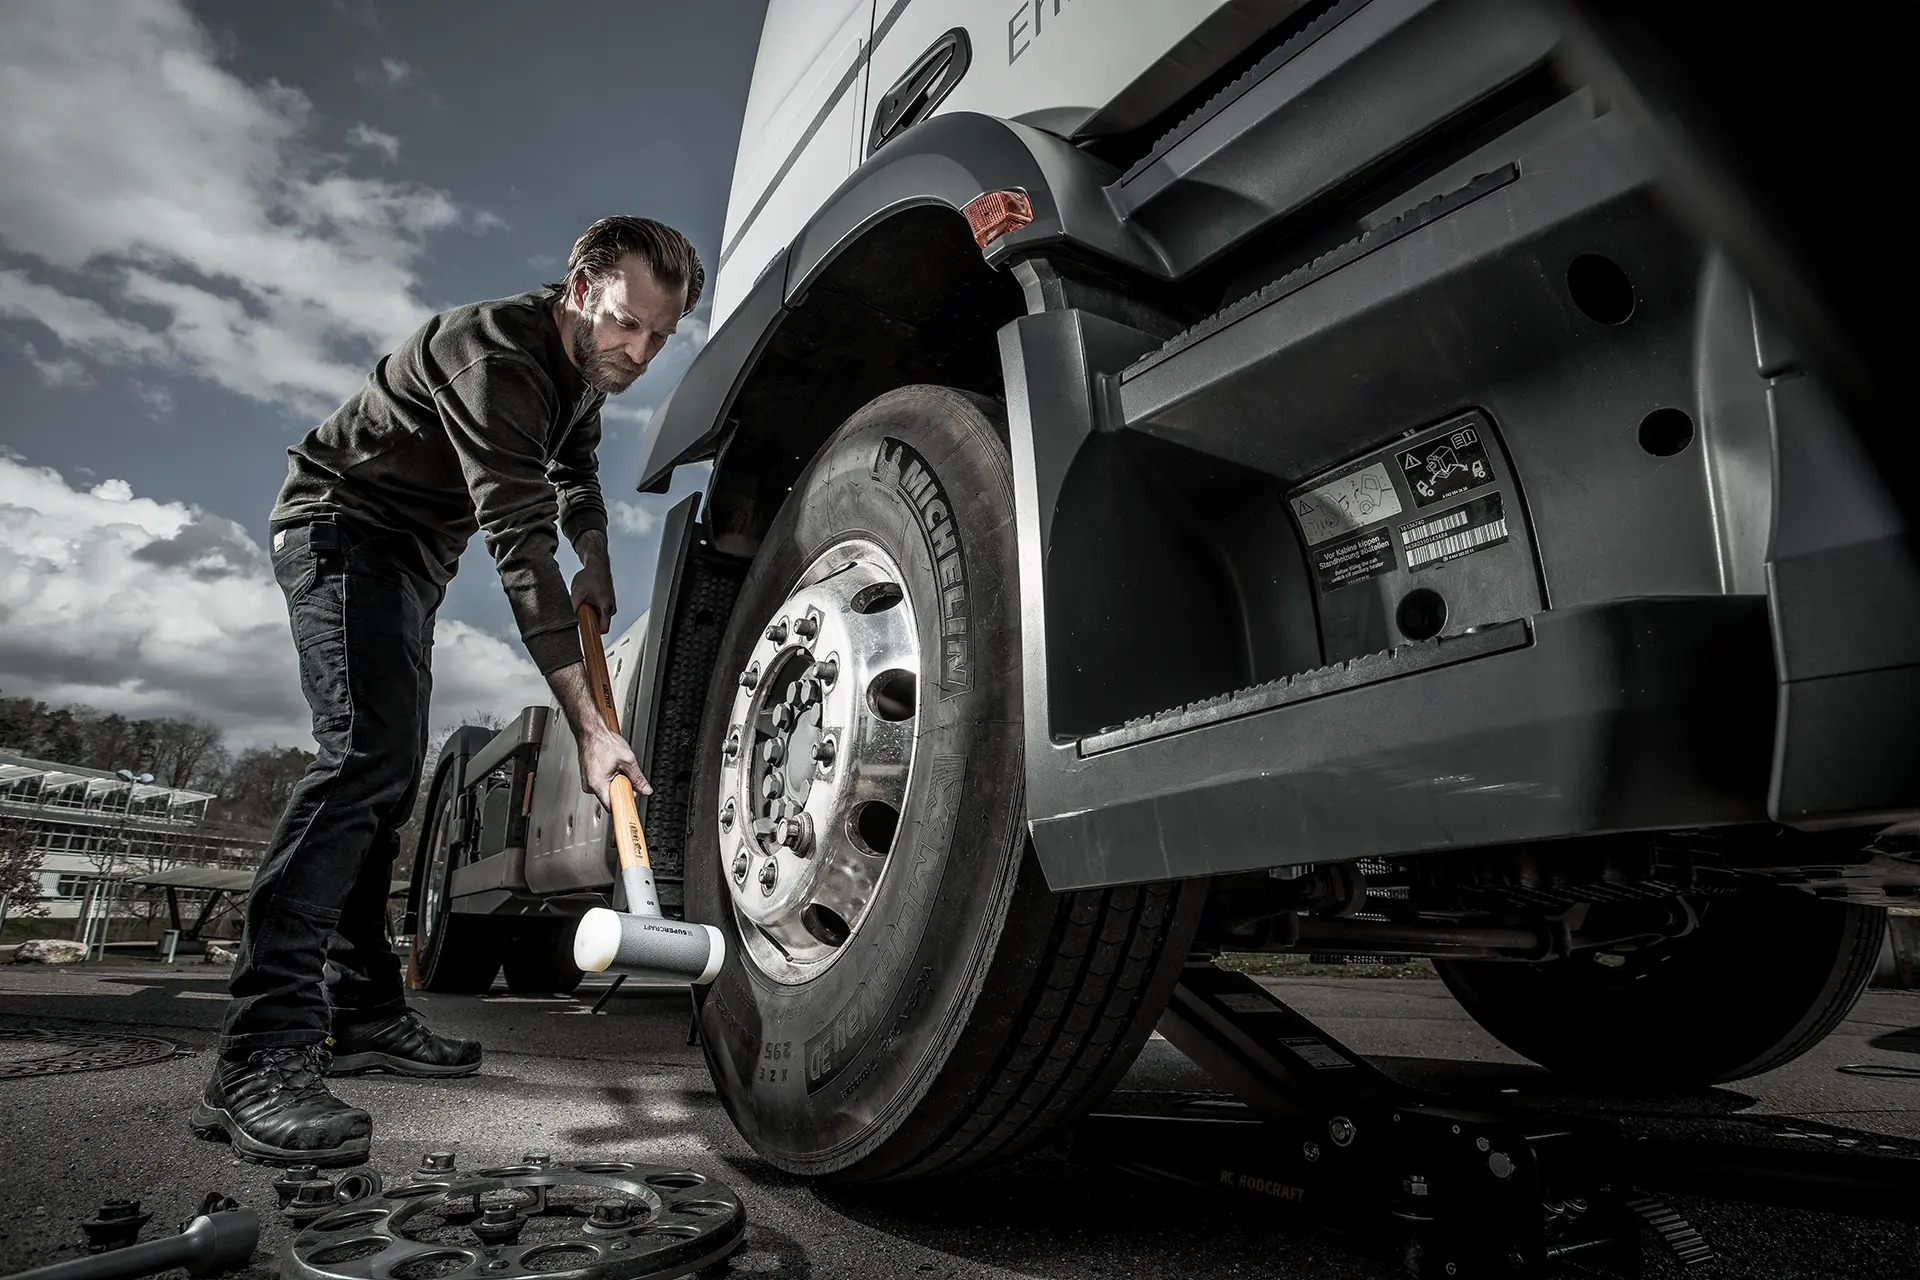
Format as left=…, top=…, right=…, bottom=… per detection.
left=1, top=960, right=1917, bottom=1279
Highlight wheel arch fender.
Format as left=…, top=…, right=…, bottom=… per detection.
left=636, top=111, right=1158, bottom=557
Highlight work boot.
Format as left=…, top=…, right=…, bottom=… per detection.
left=191, top=1045, right=372, bottom=1167
left=325, top=1008, right=482, bottom=1078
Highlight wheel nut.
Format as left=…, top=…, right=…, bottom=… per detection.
left=583, top=1199, right=635, bottom=1235
left=762, top=738, right=785, bottom=766
left=762, top=771, right=784, bottom=800
left=723, top=729, right=740, bottom=761
left=765, top=619, right=789, bottom=643
left=739, top=663, right=760, bottom=690
left=81, top=1200, right=153, bottom=1253
left=759, top=862, right=778, bottom=894
left=813, top=738, right=836, bottom=769
left=720, top=801, right=735, bottom=831
left=416, top=1151, right=457, bottom=1177
left=776, top=813, right=814, bottom=857
left=273, top=1164, right=322, bottom=1208
left=471, top=1204, right=524, bottom=1246
left=794, top=613, right=819, bottom=640
left=794, top=677, right=823, bottom=706
left=286, top=1179, right=339, bottom=1224
left=732, top=851, right=748, bottom=881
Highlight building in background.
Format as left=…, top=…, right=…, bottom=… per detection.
left=0, top=752, right=265, bottom=934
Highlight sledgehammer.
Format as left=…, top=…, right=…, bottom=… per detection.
left=569, top=603, right=726, bottom=985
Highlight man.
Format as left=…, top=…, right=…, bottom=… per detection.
left=192, top=217, right=700, bottom=1166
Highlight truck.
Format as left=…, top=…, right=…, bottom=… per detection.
left=407, top=0, right=1920, bottom=1184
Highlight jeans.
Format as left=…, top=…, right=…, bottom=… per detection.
left=220, top=514, right=444, bottom=1055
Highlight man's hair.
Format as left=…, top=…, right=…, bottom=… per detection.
left=554, top=216, right=704, bottom=316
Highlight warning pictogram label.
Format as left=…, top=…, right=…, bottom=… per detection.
left=1398, top=422, right=1494, bottom=508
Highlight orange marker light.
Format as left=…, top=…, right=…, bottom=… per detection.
left=962, top=189, right=1034, bottom=248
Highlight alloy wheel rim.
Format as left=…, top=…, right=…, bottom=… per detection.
left=718, top=539, right=920, bottom=984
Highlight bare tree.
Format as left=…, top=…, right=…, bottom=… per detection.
left=151, top=716, right=226, bottom=790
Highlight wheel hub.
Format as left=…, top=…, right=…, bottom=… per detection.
left=718, top=539, right=919, bottom=982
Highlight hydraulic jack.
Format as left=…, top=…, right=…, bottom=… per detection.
left=1069, top=963, right=1920, bottom=1279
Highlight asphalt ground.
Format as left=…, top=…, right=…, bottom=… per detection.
left=2, top=960, right=1918, bottom=1280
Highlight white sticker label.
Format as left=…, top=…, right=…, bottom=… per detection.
left=1290, top=463, right=1404, bottom=546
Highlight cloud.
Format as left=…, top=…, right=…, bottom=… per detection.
left=379, top=57, right=414, bottom=85
left=600, top=401, right=655, bottom=430
left=0, top=457, right=547, bottom=749
left=609, top=501, right=660, bottom=539
left=0, top=1, right=484, bottom=418
left=16, top=339, right=90, bottom=389
left=345, top=123, right=401, bottom=162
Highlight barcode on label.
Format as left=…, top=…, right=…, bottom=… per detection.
left=1400, top=509, right=1469, bottom=546
left=1407, top=517, right=1508, bottom=568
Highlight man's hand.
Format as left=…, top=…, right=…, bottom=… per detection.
left=570, top=529, right=616, bottom=634
left=544, top=659, right=652, bottom=812
left=577, top=721, right=651, bottom=811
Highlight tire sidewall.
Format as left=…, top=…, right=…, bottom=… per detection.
left=685, top=386, right=1025, bottom=1175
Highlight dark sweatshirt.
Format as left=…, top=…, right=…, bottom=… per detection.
left=272, top=289, right=607, bottom=675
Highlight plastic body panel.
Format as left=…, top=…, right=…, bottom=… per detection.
left=1006, top=311, right=1779, bottom=889
left=1111, top=0, right=1560, bottom=276
left=1762, top=350, right=1920, bottom=827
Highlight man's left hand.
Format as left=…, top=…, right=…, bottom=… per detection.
left=571, top=530, right=616, bottom=633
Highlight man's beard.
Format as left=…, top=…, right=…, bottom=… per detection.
left=570, top=311, right=643, bottom=394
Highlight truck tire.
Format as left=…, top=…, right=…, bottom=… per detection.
left=684, top=385, right=1203, bottom=1181
left=409, top=727, right=502, bottom=995
left=1435, top=887, right=1885, bottom=1086
left=502, top=919, right=585, bottom=995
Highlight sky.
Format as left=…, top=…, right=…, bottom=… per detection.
left=0, top=0, right=767, bottom=750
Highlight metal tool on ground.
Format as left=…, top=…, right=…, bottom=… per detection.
left=279, top=1155, right=745, bottom=1280
left=2, top=1203, right=258, bottom=1280
left=1070, top=963, right=1920, bottom=1278
left=568, top=603, right=725, bottom=985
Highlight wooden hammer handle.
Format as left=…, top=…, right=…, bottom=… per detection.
left=577, top=604, right=651, bottom=873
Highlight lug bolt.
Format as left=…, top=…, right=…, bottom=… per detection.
left=794, top=613, right=819, bottom=641
left=765, top=619, right=789, bottom=643
left=720, top=801, right=735, bottom=831
left=760, top=862, right=778, bottom=895
left=732, top=851, right=748, bottom=881
left=815, top=656, right=839, bottom=684
left=762, top=739, right=785, bottom=766
left=723, top=729, right=741, bottom=761
left=415, top=1151, right=457, bottom=1177
left=739, top=663, right=760, bottom=691
left=770, top=705, right=795, bottom=732
left=813, top=738, right=836, bottom=769
left=762, top=771, right=784, bottom=800
left=794, top=677, right=823, bottom=706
